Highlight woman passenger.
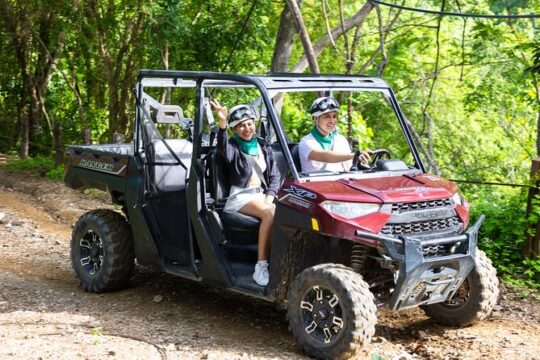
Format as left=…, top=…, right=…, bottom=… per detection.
left=211, top=100, right=280, bottom=286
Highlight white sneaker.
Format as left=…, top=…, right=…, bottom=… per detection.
left=253, top=261, right=269, bottom=286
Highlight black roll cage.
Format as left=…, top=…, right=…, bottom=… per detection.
left=134, top=70, right=426, bottom=179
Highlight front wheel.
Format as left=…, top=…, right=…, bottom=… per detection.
left=421, top=249, right=499, bottom=326
left=71, top=209, right=135, bottom=293
left=287, top=264, right=377, bottom=360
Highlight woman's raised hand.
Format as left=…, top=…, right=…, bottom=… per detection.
left=210, top=99, right=228, bottom=126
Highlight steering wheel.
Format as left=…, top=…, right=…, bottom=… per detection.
left=351, top=148, right=391, bottom=171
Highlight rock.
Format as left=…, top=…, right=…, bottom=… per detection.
left=11, top=220, right=24, bottom=226
left=396, top=351, right=414, bottom=360
left=153, top=294, right=164, bottom=303
left=418, top=330, right=428, bottom=339
left=0, top=212, right=5, bottom=222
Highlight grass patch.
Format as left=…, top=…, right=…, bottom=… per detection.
left=0, top=155, right=64, bottom=180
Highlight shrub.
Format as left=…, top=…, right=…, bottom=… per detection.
left=1, top=155, right=64, bottom=180
left=466, top=186, right=540, bottom=289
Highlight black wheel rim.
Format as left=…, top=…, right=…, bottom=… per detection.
left=444, top=279, right=470, bottom=307
left=79, top=230, right=103, bottom=275
left=300, top=285, right=344, bottom=344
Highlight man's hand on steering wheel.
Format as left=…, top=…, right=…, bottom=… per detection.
left=351, top=149, right=373, bottom=171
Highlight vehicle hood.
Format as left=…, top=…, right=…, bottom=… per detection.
left=300, top=173, right=457, bottom=203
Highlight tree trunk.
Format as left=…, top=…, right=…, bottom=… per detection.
left=270, top=1, right=304, bottom=138
left=537, top=111, right=540, bottom=157
left=286, top=0, right=319, bottom=74
left=89, top=4, right=145, bottom=143
left=270, top=1, right=302, bottom=72
left=82, top=128, right=92, bottom=145
left=53, top=121, right=63, bottom=168
left=524, top=158, right=540, bottom=257
left=20, top=113, right=29, bottom=158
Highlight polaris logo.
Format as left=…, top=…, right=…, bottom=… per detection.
left=410, top=209, right=451, bottom=220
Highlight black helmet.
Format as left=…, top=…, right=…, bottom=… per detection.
left=309, top=96, right=339, bottom=117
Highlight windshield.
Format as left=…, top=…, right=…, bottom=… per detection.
left=275, top=88, right=418, bottom=177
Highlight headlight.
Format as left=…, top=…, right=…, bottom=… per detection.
left=320, top=201, right=380, bottom=219
left=451, top=193, right=464, bottom=206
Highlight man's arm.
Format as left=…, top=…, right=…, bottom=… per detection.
left=307, top=149, right=354, bottom=163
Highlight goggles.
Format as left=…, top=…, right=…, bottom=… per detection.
left=310, top=97, right=339, bottom=117
left=228, top=105, right=256, bottom=128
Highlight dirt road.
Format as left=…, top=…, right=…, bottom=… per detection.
left=0, top=168, right=539, bottom=359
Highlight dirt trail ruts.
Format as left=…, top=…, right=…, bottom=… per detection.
left=0, top=167, right=539, bottom=360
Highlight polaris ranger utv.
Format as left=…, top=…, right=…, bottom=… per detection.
left=64, top=70, right=499, bottom=360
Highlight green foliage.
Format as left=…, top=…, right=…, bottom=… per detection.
left=45, top=165, right=65, bottom=180
left=467, top=186, right=540, bottom=288
left=90, top=326, right=103, bottom=345
left=0, top=156, right=64, bottom=180
left=1, top=156, right=54, bottom=172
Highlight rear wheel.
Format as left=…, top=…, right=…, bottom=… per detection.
left=287, top=264, right=377, bottom=360
left=71, top=209, right=134, bottom=292
left=422, top=249, right=499, bottom=326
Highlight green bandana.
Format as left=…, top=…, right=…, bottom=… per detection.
left=233, top=134, right=259, bottom=156
left=311, top=125, right=335, bottom=150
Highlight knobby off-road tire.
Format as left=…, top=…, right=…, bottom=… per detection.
left=287, top=263, right=377, bottom=360
left=71, top=209, right=135, bottom=293
left=422, top=249, right=499, bottom=327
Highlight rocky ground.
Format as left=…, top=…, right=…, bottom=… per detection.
left=0, top=165, right=539, bottom=360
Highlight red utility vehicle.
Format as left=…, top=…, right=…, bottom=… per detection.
left=64, top=71, right=499, bottom=360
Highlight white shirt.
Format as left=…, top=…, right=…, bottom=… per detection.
left=299, top=133, right=352, bottom=173
left=247, top=144, right=266, bottom=187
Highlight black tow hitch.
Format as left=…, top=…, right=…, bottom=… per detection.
left=356, top=215, right=485, bottom=310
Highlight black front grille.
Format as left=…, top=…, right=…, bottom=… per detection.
left=422, top=244, right=452, bottom=257
left=391, top=199, right=452, bottom=213
left=380, top=216, right=461, bottom=236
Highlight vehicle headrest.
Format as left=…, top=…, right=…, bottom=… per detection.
left=153, top=105, right=184, bottom=124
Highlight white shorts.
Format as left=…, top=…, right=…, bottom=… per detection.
left=224, top=186, right=265, bottom=212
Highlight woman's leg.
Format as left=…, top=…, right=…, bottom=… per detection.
left=239, top=199, right=275, bottom=260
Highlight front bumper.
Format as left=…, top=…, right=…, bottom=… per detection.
left=356, top=215, right=484, bottom=311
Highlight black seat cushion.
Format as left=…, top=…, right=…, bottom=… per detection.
left=221, top=211, right=259, bottom=246
left=220, top=211, right=260, bottom=231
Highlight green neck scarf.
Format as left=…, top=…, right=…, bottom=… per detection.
left=233, top=134, right=259, bottom=156
left=311, top=125, right=335, bottom=150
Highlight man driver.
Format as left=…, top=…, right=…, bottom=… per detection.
left=298, top=96, right=371, bottom=173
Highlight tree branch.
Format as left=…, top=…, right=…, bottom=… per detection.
left=322, top=0, right=338, bottom=52
left=292, top=2, right=374, bottom=73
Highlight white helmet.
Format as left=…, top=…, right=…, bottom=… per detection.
left=228, top=105, right=257, bottom=128
left=309, top=96, right=339, bottom=117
